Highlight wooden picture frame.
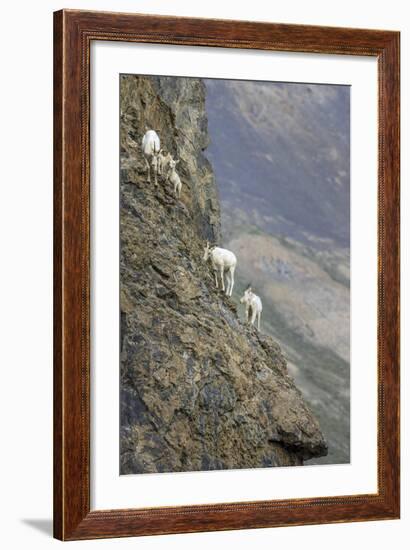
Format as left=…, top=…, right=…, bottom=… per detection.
left=53, top=9, right=400, bottom=540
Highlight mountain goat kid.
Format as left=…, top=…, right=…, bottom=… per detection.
left=203, top=242, right=237, bottom=296
left=157, top=150, right=173, bottom=178
left=240, top=286, right=263, bottom=331
left=141, top=130, right=160, bottom=184
left=167, top=159, right=182, bottom=198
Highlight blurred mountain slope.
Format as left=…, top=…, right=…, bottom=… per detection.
left=204, top=78, right=350, bottom=465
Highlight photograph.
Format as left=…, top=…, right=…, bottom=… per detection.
left=119, top=74, right=350, bottom=475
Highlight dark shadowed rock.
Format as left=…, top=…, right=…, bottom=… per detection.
left=120, top=75, right=327, bottom=474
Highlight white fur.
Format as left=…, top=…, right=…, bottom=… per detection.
left=240, top=287, right=263, bottom=331
left=141, top=130, right=160, bottom=184
left=203, top=243, right=237, bottom=296
left=158, top=150, right=173, bottom=177
left=167, top=159, right=182, bottom=198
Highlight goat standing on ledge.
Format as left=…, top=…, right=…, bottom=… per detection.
left=203, top=242, right=237, bottom=297
left=157, top=150, right=173, bottom=178
left=167, top=159, right=182, bottom=198
left=141, top=130, right=160, bottom=185
left=240, top=286, right=263, bottom=331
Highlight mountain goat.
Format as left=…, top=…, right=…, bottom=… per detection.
left=157, top=150, right=173, bottom=178
left=203, top=242, right=237, bottom=296
left=141, top=130, right=160, bottom=184
left=168, top=159, right=182, bottom=198
left=240, top=286, right=263, bottom=331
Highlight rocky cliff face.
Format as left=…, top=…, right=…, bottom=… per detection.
left=119, top=75, right=327, bottom=474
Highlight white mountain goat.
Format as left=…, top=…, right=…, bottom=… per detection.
left=141, top=130, right=160, bottom=184
left=203, top=242, right=237, bottom=296
left=167, top=159, right=182, bottom=198
left=157, top=150, right=173, bottom=177
left=240, top=286, right=263, bottom=331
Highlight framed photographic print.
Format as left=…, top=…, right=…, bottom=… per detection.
left=53, top=9, right=400, bottom=540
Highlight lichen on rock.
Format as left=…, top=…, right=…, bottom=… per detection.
left=120, top=75, right=327, bottom=474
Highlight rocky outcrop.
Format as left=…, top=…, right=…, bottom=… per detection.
left=120, top=75, right=327, bottom=474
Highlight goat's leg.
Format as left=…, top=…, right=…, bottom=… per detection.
left=229, top=266, right=235, bottom=296
left=245, top=307, right=249, bottom=323
left=225, top=270, right=230, bottom=296
left=225, top=270, right=231, bottom=296
left=250, top=308, right=257, bottom=326
left=145, top=158, right=151, bottom=183
left=257, top=312, right=261, bottom=331
left=214, top=270, right=219, bottom=288
left=220, top=267, right=225, bottom=292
